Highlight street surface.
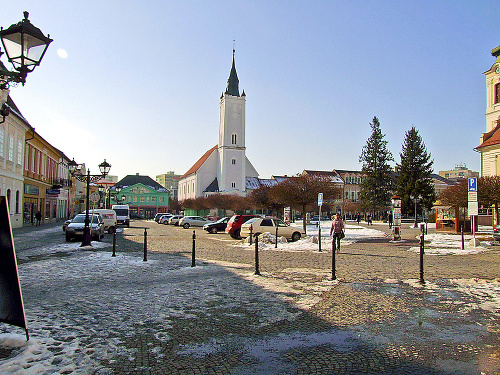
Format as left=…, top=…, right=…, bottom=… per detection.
left=1, top=220, right=500, bottom=374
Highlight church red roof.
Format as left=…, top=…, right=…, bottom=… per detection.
left=476, top=120, right=500, bottom=150
left=180, top=145, right=218, bottom=179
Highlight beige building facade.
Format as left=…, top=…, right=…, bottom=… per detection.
left=476, top=44, right=500, bottom=176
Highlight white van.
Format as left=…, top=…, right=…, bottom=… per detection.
left=82, top=209, right=117, bottom=233
left=112, top=204, right=130, bottom=227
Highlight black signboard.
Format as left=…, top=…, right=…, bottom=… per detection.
left=0, top=196, right=29, bottom=340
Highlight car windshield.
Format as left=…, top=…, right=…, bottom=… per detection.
left=114, top=209, right=128, bottom=216
left=72, top=215, right=100, bottom=224
left=217, top=217, right=229, bottom=224
left=245, top=218, right=259, bottom=225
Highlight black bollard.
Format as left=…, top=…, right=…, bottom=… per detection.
left=419, top=233, right=425, bottom=284
left=249, top=225, right=253, bottom=245
left=112, top=231, right=116, bottom=257
left=254, top=234, right=260, bottom=275
left=318, top=225, right=322, bottom=252
left=331, top=245, right=336, bottom=280
left=191, top=230, right=196, bottom=267
left=143, top=228, right=147, bottom=262
left=275, top=226, right=278, bottom=248
left=461, top=224, right=465, bottom=250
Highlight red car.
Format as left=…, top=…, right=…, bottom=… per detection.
left=225, top=214, right=260, bottom=239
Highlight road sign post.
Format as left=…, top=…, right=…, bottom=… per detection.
left=468, top=177, right=478, bottom=246
left=318, top=193, right=323, bottom=252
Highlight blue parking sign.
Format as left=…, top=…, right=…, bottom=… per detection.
left=468, top=178, right=477, bottom=192
left=318, top=193, right=323, bottom=206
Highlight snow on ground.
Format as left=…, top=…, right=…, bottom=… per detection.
left=235, top=221, right=388, bottom=252
left=408, top=232, right=493, bottom=255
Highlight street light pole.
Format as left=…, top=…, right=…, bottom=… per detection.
left=68, top=159, right=111, bottom=247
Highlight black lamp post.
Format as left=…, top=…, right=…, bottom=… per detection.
left=0, top=11, right=52, bottom=122
left=68, top=159, right=111, bottom=247
left=113, top=186, right=122, bottom=206
left=410, top=194, right=422, bottom=229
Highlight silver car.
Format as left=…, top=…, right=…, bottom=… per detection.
left=65, top=214, right=105, bottom=242
left=179, top=216, right=210, bottom=229
left=168, top=215, right=184, bottom=226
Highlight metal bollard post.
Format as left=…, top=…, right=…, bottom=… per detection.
left=112, top=231, right=116, bottom=257
left=249, top=225, right=253, bottom=245
left=331, top=246, right=336, bottom=280
left=419, top=233, right=425, bottom=284
left=191, top=230, right=196, bottom=267
left=275, top=226, right=278, bottom=248
left=461, top=224, right=465, bottom=250
left=143, top=228, right=147, bottom=262
left=254, top=234, right=260, bottom=275
left=318, top=225, right=322, bottom=252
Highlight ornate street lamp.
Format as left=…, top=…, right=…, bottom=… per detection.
left=68, top=159, right=111, bottom=247
left=0, top=11, right=52, bottom=122
left=410, top=194, right=422, bottom=229
left=0, top=11, right=52, bottom=87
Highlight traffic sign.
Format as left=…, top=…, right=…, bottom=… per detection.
left=318, top=193, right=323, bottom=206
left=468, top=201, right=478, bottom=216
left=468, top=191, right=478, bottom=202
left=89, top=192, right=100, bottom=203
left=468, top=177, right=477, bottom=192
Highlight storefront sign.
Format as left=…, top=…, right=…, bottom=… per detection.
left=46, top=189, right=60, bottom=196
left=24, top=184, right=39, bottom=196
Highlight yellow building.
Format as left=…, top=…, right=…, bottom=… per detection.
left=476, top=44, right=500, bottom=176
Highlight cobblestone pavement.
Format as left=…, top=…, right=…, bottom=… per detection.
left=4, top=220, right=500, bottom=374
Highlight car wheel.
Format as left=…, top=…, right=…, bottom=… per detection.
left=65, top=233, right=71, bottom=242
left=163, top=221, right=168, bottom=225
left=291, top=232, right=301, bottom=242
left=183, top=223, right=190, bottom=229
left=210, top=227, right=217, bottom=234
left=232, top=229, right=241, bottom=239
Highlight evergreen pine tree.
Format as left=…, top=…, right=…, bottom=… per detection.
left=359, top=116, right=395, bottom=213
left=396, top=126, right=435, bottom=216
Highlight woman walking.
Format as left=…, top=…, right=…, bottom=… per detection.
left=330, top=213, right=344, bottom=253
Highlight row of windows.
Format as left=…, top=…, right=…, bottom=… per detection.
left=1, top=188, right=21, bottom=214
left=123, top=196, right=166, bottom=203
left=343, top=176, right=363, bottom=184
left=0, top=127, right=23, bottom=165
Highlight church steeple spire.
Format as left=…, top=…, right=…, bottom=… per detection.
left=225, top=49, right=240, bottom=97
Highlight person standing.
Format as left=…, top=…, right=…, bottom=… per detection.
left=35, top=211, right=42, bottom=226
left=388, top=212, right=393, bottom=228
left=330, top=213, right=344, bottom=253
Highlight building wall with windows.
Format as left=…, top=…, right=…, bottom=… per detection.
left=156, top=171, right=180, bottom=199
left=115, top=182, right=169, bottom=219
left=476, top=44, right=500, bottom=177
left=438, top=164, right=478, bottom=180
left=24, top=129, right=66, bottom=224
left=0, top=96, right=30, bottom=228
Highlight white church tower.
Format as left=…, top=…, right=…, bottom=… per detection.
left=217, top=50, right=247, bottom=193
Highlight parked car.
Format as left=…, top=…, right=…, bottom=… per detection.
left=225, top=214, right=261, bottom=239
left=159, top=214, right=173, bottom=224
left=154, top=213, right=171, bottom=223
left=62, top=219, right=71, bottom=232
left=203, top=217, right=230, bottom=234
left=240, top=217, right=305, bottom=242
left=130, top=212, right=144, bottom=219
left=82, top=209, right=117, bottom=233
left=65, top=214, right=105, bottom=242
left=494, top=225, right=500, bottom=241
left=179, top=216, right=210, bottom=229
left=168, top=215, right=184, bottom=226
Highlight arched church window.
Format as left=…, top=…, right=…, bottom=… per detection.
left=232, top=159, right=236, bottom=165
left=231, top=134, right=237, bottom=145
left=495, top=83, right=500, bottom=104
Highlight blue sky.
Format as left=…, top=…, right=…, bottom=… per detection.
left=3, top=1, right=498, bottom=180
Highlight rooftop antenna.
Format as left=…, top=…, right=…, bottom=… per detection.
left=233, top=39, right=235, bottom=55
